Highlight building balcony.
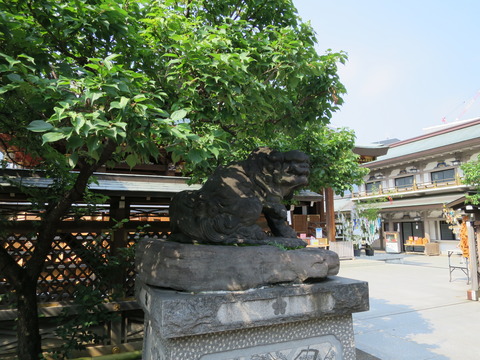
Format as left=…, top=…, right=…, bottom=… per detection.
left=353, top=176, right=470, bottom=201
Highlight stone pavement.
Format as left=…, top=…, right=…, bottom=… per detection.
left=339, top=252, right=479, bottom=360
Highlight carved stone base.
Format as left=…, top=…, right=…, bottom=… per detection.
left=137, top=277, right=369, bottom=360
left=135, top=239, right=340, bottom=292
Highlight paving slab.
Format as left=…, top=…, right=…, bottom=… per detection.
left=340, top=253, right=478, bottom=360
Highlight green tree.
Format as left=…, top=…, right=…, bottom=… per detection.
left=0, top=1, right=358, bottom=358
left=271, top=125, right=368, bottom=194
left=462, top=154, right=480, bottom=205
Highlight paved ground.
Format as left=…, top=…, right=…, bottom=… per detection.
left=338, top=252, right=479, bottom=360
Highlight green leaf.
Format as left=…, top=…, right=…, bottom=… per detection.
left=168, top=126, right=187, bottom=140
left=209, top=147, right=220, bottom=158
left=133, top=94, right=148, bottom=102
left=109, top=101, right=121, bottom=110
left=105, top=53, right=121, bottom=62
left=86, top=136, right=101, bottom=153
left=170, top=109, right=188, bottom=122
left=87, top=92, right=103, bottom=105
left=125, top=154, right=138, bottom=168
left=0, top=52, right=20, bottom=67
left=170, top=150, right=182, bottom=164
left=187, top=148, right=205, bottom=163
left=114, top=122, right=127, bottom=130
left=53, top=106, right=67, bottom=121
left=6, top=73, right=23, bottom=83
left=72, top=114, right=86, bottom=133
left=66, top=135, right=84, bottom=150
left=42, top=132, right=66, bottom=144
left=0, top=83, right=18, bottom=94
left=27, top=120, right=54, bottom=133
left=109, top=97, right=129, bottom=110
left=18, top=54, right=36, bottom=64
left=68, top=152, right=79, bottom=168
left=119, top=96, right=129, bottom=109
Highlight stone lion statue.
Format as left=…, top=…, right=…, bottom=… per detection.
left=168, top=147, right=309, bottom=247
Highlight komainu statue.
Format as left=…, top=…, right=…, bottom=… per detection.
left=169, top=147, right=309, bottom=247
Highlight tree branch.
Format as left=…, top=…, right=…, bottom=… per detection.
left=24, top=139, right=117, bottom=280
left=0, top=244, right=24, bottom=290
left=26, top=1, right=88, bottom=66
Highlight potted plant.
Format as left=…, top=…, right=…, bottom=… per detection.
left=364, top=243, right=375, bottom=256
left=353, top=241, right=362, bottom=257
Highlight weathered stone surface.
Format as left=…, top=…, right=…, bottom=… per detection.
left=168, top=147, right=310, bottom=246
left=137, top=276, right=369, bottom=339
left=136, top=238, right=340, bottom=292
left=143, top=314, right=357, bottom=360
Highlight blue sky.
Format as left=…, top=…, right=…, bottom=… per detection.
left=293, top=0, right=480, bottom=144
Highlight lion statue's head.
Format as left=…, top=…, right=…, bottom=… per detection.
left=246, top=147, right=310, bottom=200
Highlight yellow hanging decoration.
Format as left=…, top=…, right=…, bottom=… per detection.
left=458, top=216, right=469, bottom=258
left=443, top=206, right=469, bottom=258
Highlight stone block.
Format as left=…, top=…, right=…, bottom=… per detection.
left=138, top=278, right=369, bottom=360
left=136, top=238, right=340, bottom=292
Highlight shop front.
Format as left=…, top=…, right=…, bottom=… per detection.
left=378, top=194, right=466, bottom=254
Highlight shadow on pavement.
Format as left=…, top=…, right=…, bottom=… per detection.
left=356, top=348, right=382, bottom=360
left=353, top=298, right=450, bottom=360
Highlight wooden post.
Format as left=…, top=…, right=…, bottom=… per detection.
left=325, top=187, right=335, bottom=244
left=110, top=196, right=130, bottom=258
left=316, top=195, right=325, bottom=225
left=109, top=197, right=130, bottom=344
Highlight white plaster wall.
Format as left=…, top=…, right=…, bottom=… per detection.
left=437, top=241, right=460, bottom=255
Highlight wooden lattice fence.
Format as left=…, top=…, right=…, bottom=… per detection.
left=0, top=229, right=170, bottom=358
left=0, top=230, right=169, bottom=306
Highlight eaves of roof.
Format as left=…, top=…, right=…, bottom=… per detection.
left=353, top=144, right=389, bottom=157
left=0, top=170, right=202, bottom=199
left=294, top=189, right=323, bottom=202
left=376, top=193, right=465, bottom=211
left=336, top=193, right=467, bottom=213
left=363, top=118, right=480, bottom=169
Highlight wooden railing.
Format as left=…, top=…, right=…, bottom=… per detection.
left=353, top=175, right=466, bottom=199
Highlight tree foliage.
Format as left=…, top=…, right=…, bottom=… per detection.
left=270, top=125, right=368, bottom=194
left=0, top=1, right=362, bottom=358
left=462, top=154, right=480, bottom=205
left=1, top=0, right=348, bottom=177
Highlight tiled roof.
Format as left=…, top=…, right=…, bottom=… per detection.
left=366, top=118, right=480, bottom=165
left=1, top=172, right=201, bottom=198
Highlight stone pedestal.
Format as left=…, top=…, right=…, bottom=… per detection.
left=137, top=277, right=368, bottom=360
left=136, top=239, right=368, bottom=359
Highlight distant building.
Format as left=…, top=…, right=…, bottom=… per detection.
left=353, top=142, right=390, bottom=164
left=336, top=117, right=480, bottom=254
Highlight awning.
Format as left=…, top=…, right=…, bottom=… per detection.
left=294, top=189, right=323, bottom=202
left=334, top=198, right=354, bottom=212
left=334, top=194, right=467, bottom=213
left=0, top=172, right=202, bottom=199
left=445, top=194, right=480, bottom=212
left=375, top=194, right=466, bottom=211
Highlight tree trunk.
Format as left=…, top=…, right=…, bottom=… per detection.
left=0, top=140, right=117, bottom=359
left=16, top=277, right=42, bottom=360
